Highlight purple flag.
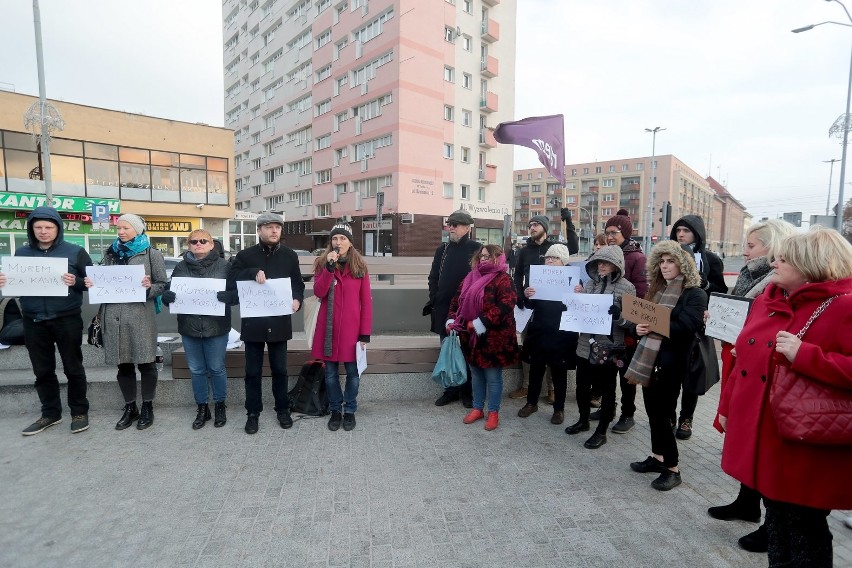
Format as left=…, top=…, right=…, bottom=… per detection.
left=493, top=114, right=565, bottom=185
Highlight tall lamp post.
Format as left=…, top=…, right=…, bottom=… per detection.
left=824, top=158, right=840, bottom=215
left=793, top=2, right=852, bottom=231
left=644, top=127, right=666, bottom=252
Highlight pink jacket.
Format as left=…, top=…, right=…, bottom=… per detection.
left=310, top=263, right=373, bottom=362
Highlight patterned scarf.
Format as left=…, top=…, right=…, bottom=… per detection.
left=732, top=256, right=772, bottom=297
left=111, top=234, right=151, bottom=259
left=624, top=274, right=685, bottom=387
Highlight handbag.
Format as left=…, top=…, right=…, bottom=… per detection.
left=87, top=315, right=103, bottom=348
left=302, top=295, right=320, bottom=349
left=589, top=340, right=627, bottom=368
left=769, top=295, right=852, bottom=446
left=683, top=331, right=720, bottom=395
left=431, top=330, right=467, bottom=388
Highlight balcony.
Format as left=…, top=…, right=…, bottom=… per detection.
left=481, top=18, right=500, bottom=43
left=478, top=164, right=498, bottom=183
left=480, top=91, right=499, bottom=113
left=480, top=55, right=499, bottom=78
left=479, top=128, right=496, bottom=147
left=482, top=0, right=500, bottom=5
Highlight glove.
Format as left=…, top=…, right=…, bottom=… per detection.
left=216, top=291, right=232, bottom=304
left=422, top=302, right=433, bottom=316
left=162, top=290, right=176, bottom=304
left=608, top=304, right=621, bottom=320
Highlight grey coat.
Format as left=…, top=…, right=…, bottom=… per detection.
left=101, top=247, right=168, bottom=365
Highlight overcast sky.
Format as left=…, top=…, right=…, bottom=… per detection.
left=2, top=0, right=850, bottom=224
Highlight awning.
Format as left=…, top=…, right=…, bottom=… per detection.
left=305, top=230, right=330, bottom=236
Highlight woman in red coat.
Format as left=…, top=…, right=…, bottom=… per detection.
left=448, top=244, right=519, bottom=431
left=718, top=227, right=852, bottom=567
left=312, top=223, right=372, bottom=432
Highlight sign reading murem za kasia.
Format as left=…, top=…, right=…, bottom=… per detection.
left=0, top=192, right=121, bottom=214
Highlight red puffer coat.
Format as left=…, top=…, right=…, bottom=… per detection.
left=719, top=278, right=852, bottom=510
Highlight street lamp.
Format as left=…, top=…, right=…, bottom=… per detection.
left=644, top=126, right=666, bottom=252
left=824, top=158, right=840, bottom=215
left=793, top=1, right=852, bottom=232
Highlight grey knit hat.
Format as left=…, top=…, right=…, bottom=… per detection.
left=256, top=212, right=284, bottom=227
left=529, top=215, right=550, bottom=233
left=117, top=213, right=146, bottom=235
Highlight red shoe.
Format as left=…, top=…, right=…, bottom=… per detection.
left=484, top=411, right=499, bottom=431
left=463, top=409, right=485, bottom=424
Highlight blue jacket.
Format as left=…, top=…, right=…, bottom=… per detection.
left=13, top=207, right=92, bottom=321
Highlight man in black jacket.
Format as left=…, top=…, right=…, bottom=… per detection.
left=0, top=207, right=92, bottom=435
left=228, top=213, right=305, bottom=434
left=425, top=210, right=481, bottom=407
left=670, top=214, right=727, bottom=440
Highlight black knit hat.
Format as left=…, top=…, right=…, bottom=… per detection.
left=329, top=223, right=353, bottom=241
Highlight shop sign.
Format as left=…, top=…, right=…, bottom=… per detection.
left=0, top=192, right=120, bottom=214
left=145, top=219, right=194, bottom=233
left=0, top=211, right=110, bottom=235
left=362, top=219, right=392, bottom=231
left=234, top=211, right=259, bottom=220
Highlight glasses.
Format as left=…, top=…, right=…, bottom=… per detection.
left=544, top=256, right=560, bottom=261
left=189, top=239, right=209, bottom=245
left=448, top=222, right=461, bottom=228
left=604, top=230, right=621, bottom=237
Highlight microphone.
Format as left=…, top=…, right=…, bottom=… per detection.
left=328, top=246, right=340, bottom=265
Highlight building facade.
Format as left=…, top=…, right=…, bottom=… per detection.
left=222, top=0, right=516, bottom=255
left=0, top=91, right=234, bottom=260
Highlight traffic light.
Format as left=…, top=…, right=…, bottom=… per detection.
left=659, top=201, right=672, bottom=226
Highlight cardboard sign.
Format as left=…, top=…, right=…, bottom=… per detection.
left=559, top=294, right=614, bottom=334
left=706, top=293, right=752, bottom=344
left=237, top=278, right=294, bottom=318
left=168, top=277, right=226, bottom=316
left=86, top=265, right=146, bottom=304
left=622, top=293, right=672, bottom=337
left=1, top=256, right=68, bottom=297
left=528, top=264, right=584, bottom=301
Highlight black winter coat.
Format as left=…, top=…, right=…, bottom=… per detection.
left=513, top=237, right=556, bottom=308
left=426, top=234, right=481, bottom=335
left=520, top=299, right=578, bottom=369
left=670, top=215, right=727, bottom=294
left=653, top=287, right=707, bottom=372
left=170, top=253, right=235, bottom=338
left=228, top=242, right=305, bottom=342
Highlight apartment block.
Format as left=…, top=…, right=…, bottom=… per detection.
left=223, top=0, right=516, bottom=255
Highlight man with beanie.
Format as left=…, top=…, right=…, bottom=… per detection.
left=425, top=210, right=480, bottom=407
left=669, top=214, right=726, bottom=440
left=228, top=212, right=305, bottom=434
left=0, top=207, right=93, bottom=435
left=599, top=209, right=648, bottom=434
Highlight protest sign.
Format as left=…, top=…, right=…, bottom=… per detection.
left=706, top=293, right=752, bottom=343
left=87, top=265, right=146, bottom=304
left=168, top=277, right=226, bottom=316
left=559, top=294, right=614, bottom=334
left=1, top=256, right=67, bottom=296
left=237, top=278, right=294, bottom=317
left=514, top=306, right=533, bottom=333
left=528, top=265, right=584, bottom=301
left=622, top=293, right=672, bottom=337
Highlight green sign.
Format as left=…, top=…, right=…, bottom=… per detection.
left=0, top=212, right=114, bottom=235
left=0, top=192, right=120, bottom=214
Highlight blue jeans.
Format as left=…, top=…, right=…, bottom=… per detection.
left=181, top=333, right=228, bottom=405
left=324, top=361, right=360, bottom=413
left=244, top=341, right=289, bottom=415
left=469, top=365, right=503, bottom=413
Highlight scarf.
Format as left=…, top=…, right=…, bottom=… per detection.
left=455, top=254, right=508, bottom=325
left=624, top=274, right=685, bottom=386
left=732, top=256, right=772, bottom=297
left=111, top=234, right=151, bottom=259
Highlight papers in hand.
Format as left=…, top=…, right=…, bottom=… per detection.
left=514, top=306, right=533, bottom=333
left=356, top=342, right=367, bottom=376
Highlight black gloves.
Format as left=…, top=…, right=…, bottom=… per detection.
left=608, top=304, right=621, bottom=320
left=217, top=290, right=235, bottom=304
left=162, top=290, right=176, bottom=304
left=422, top=302, right=433, bottom=316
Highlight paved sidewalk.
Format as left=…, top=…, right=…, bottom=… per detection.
left=2, top=386, right=850, bottom=568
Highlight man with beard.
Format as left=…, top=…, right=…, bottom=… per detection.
left=425, top=210, right=481, bottom=407
left=228, top=212, right=305, bottom=434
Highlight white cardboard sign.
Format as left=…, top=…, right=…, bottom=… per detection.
left=559, top=293, right=614, bottom=334
left=706, top=293, right=752, bottom=344
left=1, top=256, right=68, bottom=296
left=528, top=265, right=584, bottom=302
left=86, top=265, right=146, bottom=304
left=168, top=277, right=226, bottom=316
left=237, top=278, right=294, bottom=317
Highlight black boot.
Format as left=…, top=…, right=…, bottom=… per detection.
left=192, top=403, right=211, bottom=430
left=708, top=484, right=762, bottom=522
left=584, top=423, right=609, bottom=449
left=738, top=524, right=768, bottom=553
left=564, top=419, right=590, bottom=435
left=137, top=401, right=154, bottom=430
left=214, top=402, right=227, bottom=427
left=115, top=402, right=139, bottom=430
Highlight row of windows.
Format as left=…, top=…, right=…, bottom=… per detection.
left=516, top=162, right=651, bottom=182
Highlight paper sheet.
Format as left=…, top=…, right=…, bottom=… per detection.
left=356, top=342, right=367, bottom=376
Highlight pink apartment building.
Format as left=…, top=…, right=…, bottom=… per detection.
left=223, top=0, right=516, bottom=256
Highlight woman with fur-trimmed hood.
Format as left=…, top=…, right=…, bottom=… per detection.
left=624, top=240, right=706, bottom=491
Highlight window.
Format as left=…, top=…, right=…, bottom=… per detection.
left=463, top=0, right=472, bottom=13
left=288, top=94, right=312, bottom=113
left=316, top=169, right=332, bottom=183
left=516, top=174, right=522, bottom=181
left=351, top=51, right=393, bottom=86
left=287, top=126, right=311, bottom=146
left=462, top=109, right=472, bottom=126
left=623, top=163, right=629, bottom=171
left=443, top=182, right=453, bottom=198
left=595, top=166, right=602, bottom=174
left=571, top=169, right=577, bottom=176
left=289, top=188, right=312, bottom=206
left=334, top=146, right=347, bottom=166
left=252, top=185, right=261, bottom=196
left=353, top=8, right=394, bottom=44
left=602, top=194, right=615, bottom=202
left=602, top=179, right=614, bottom=188
left=532, top=184, right=541, bottom=192
left=251, top=158, right=261, bottom=170
left=315, top=64, right=332, bottom=83
left=583, top=168, right=589, bottom=175
left=315, top=29, right=332, bottom=49
left=567, top=182, right=576, bottom=190
left=609, top=165, right=616, bottom=173
left=462, top=72, right=472, bottom=89
left=636, top=163, right=643, bottom=170
left=566, top=196, right=576, bottom=204
left=354, top=93, right=392, bottom=121
left=315, top=98, right=331, bottom=116
left=287, top=158, right=312, bottom=176
left=478, top=186, right=485, bottom=201
left=444, top=66, right=455, bottom=82
left=444, top=26, right=456, bottom=43
left=286, top=61, right=312, bottom=83
left=353, top=175, right=391, bottom=198
left=316, top=203, right=331, bottom=217
left=443, top=105, right=454, bottom=121
left=601, top=208, right=614, bottom=217
left=315, top=133, right=331, bottom=150
left=263, top=169, right=276, bottom=184
left=460, top=184, right=470, bottom=200
left=462, top=35, right=472, bottom=51
left=443, top=143, right=454, bottom=159
left=251, top=133, right=260, bottom=144
left=353, top=134, right=392, bottom=160
left=531, top=197, right=541, bottom=206
left=286, top=30, right=312, bottom=52
left=460, top=147, right=470, bottom=163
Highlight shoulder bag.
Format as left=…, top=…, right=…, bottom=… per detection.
left=683, top=330, right=720, bottom=395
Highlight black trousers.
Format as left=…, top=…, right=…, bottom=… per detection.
left=641, top=367, right=681, bottom=468
left=765, top=499, right=832, bottom=568
left=23, top=314, right=89, bottom=418
left=576, top=358, right=617, bottom=423
left=244, top=340, right=290, bottom=415
left=439, top=329, right=472, bottom=399
left=527, top=362, right=568, bottom=411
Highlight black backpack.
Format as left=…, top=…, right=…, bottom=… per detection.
left=288, top=360, right=329, bottom=416
left=0, top=298, right=24, bottom=346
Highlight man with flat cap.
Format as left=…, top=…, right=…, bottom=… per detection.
left=425, top=210, right=481, bottom=407
left=228, top=212, right=305, bottom=434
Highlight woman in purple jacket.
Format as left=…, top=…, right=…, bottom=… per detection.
left=312, top=223, right=373, bottom=432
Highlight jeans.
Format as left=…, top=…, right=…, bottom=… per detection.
left=765, top=499, right=832, bottom=568
left=324, top=361, right=360, bottom=413
left=22, top=313, right=89, bottom=418
left=244, top=340, right=289, bottom=415
left=469, top=365, right=503, bottom=413
left=642, top=366, right=682, bottom=468
left=181, top=333, right=228, bottom=405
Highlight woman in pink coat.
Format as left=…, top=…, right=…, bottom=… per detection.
left=718, top=227, right=852, bottom=567
left=312, top=223, right=372, bottom=432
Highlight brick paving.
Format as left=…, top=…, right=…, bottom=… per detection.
left=1, top=383, right=850, bottom=568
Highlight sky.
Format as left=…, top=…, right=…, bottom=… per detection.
left=1, top=0, right=850, bottom=225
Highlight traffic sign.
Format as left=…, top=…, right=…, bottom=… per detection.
left=91, top=203, right=110, bottom=231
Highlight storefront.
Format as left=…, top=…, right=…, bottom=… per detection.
left=226, top=211, right=260, bottom=254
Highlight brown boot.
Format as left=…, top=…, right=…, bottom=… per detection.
left=546, top=389, right=555, bottom=405
left=508, top=387, right=528, bottom=399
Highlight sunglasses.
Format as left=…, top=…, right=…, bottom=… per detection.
left=448, top=222, right=462, bottom=228
left=604, top=230, right=621, bottom=236
left=189, top=239, right=209, bottom=245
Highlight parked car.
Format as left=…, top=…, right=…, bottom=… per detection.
left=292, top=249, right=315, bottom=281
left=163, top=256, right=183, bottom=280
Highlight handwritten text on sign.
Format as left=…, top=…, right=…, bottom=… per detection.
left=622, top=293, right=672, bottom=337
left=528, top=265, right=584, bottom=302
left=559, top=294, right=614, bottom=334
left=237, top=278, right=294, bottom=318
left=1, top=256, right=68, bottom=297
left=706, top=293, right=752, bottom=344
left=86, top=265, right=146, bottom=304
left=168, top=277, right=226, bottom=316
